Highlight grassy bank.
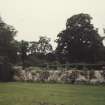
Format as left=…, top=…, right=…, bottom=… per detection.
left=0, top=82, right=105, bottom=105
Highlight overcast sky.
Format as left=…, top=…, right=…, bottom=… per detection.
left=0, top=0, right=105, bottom=45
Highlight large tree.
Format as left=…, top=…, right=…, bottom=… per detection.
left=0, top=17, right=17, bottom=63
left=56, top=13, right=105, bottom=63
left=0, top=17, right=17, bottom=81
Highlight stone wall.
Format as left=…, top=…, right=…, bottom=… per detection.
left=13, top=66, right=105, bottom=84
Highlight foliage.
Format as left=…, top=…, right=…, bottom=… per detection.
left=26, top=36, right=53, bottom=67
left=0, top=17, right=17, bottom=63
left=17, top=40, right=29, bottom=69
left=56, top=13, right=105, bottom=63
left=0, top=17, right=17, bottom=81
left=29, top=36, right=53, bottom=55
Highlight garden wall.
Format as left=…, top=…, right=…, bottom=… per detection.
left=13, top=66, right=105, bottom=84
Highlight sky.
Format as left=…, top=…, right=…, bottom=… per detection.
left=0, top=0, right=105, bottom=47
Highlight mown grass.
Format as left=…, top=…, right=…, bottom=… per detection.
left=0, top=82, right=105, bottom=105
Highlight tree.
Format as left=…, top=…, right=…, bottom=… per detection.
left=17, top=40, right=29, bottom=69
left=27, top=36, right=53, bottom=67
left=0, top=17, right=17, bottom=63
left=0, top=17, right=17, bottom=81
left=37, top=36, right=53, bottom=55
left=29, top=36, right=53, bottom=55
left=56, top=13, right=105, bottom=63
left=29, top=41, right=39, bottom=55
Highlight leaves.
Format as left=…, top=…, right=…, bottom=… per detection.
left=56, top=13, right=105, bottom=63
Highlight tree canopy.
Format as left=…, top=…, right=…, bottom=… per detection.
left=0, top=17, right=17, bottom=63
left=56, top=13, right=105, bottom=63
left=0, top=17, right=17, bottom=81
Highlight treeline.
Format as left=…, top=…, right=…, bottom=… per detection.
left=15, top=36, right=54, bottom=69
left=0, top=13, right=105, bottom=81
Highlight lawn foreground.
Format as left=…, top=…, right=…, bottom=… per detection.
left=0, top=83, right=105, bottom=105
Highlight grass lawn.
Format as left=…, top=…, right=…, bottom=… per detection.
left=0, top=83, right=105, bottom=105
